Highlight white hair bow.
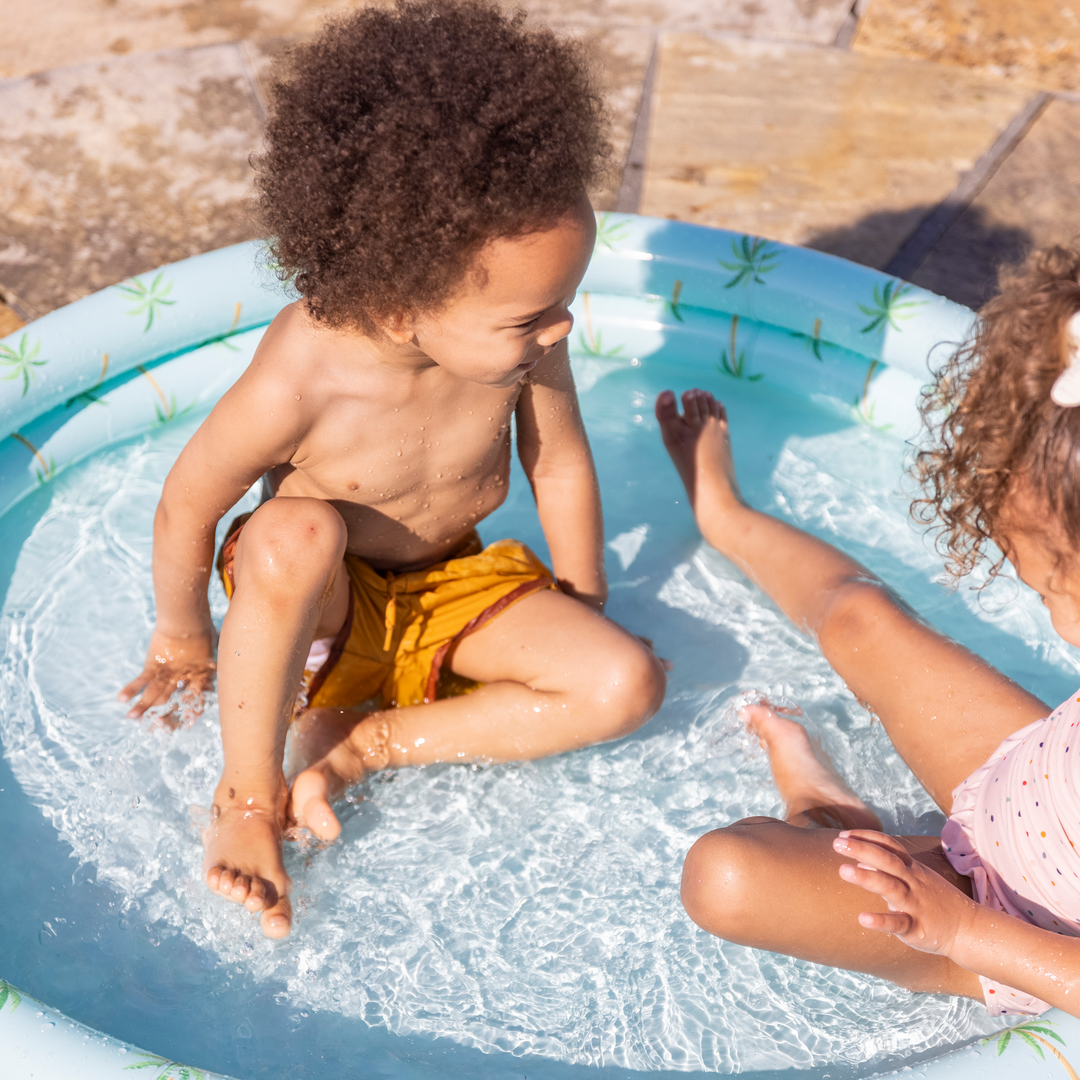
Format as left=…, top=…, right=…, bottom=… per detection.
left=1051, top=310, right=1080, bottom=406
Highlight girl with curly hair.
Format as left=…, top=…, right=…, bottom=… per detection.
left=658, top=246, right=1080, bottom=1017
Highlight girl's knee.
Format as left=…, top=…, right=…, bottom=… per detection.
left=680, top=827, right=765, bottom=939
left=817, top=579, right=906, bottom=655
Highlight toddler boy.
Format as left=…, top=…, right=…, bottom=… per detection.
left=119, top=0, right=666, bottom=937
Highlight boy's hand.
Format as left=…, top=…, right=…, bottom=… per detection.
left=119, top=628, right=217, bottom=720
left=833, top=830, right=978, bottom=957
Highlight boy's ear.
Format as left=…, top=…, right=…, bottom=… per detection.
left=381, top=310, right=416, bottom=345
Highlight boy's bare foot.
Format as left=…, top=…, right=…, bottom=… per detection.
left=287, top=709, right=393, bottom=842
left=742, top=703, right=882, bottom=832
left=655, top=388, right=745, bottom=517
left=202, top=781, right=293, bottom=938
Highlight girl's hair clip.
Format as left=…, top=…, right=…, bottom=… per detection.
left=1050, top=310, right=1080, bottom=407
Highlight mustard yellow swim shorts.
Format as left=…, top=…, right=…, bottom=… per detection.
left=217, top=516, right=555, bottom=714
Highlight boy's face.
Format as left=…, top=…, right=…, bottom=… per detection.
left=401, top=196, right=596, bottom=388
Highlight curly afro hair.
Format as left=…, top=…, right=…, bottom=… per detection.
left=913, top=245, right=1080, bottom=581
left=255, top=0, right=611, bottom=334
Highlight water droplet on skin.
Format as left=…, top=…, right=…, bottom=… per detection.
left=246, top=796, right=254, bottom=805
left=295, top=394, right=301, bottom=400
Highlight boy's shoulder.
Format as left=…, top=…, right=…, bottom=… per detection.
left=245, top=302, right=372, bottom=405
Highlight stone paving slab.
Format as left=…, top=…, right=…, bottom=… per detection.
left=639, top=33, right=1034, bottom=270
left=525, top=0, right=854, bottom=43
left=0, top=46, right=264, bottom=317
left=0, top=24, right=649, bottom=314
left=0, top=0, right=853, bottom=82
left=854, top=0, right=1080, bottom=93
left=911, top=97, right=1080, bottom=310
left=0, top=0, right=381, bottom=82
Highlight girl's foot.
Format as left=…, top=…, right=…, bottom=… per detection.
left=655, top=388, right=746, bottom=527
left=742, top=703, right=882, bottom=831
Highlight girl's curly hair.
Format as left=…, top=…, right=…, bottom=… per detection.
left=913, top=245, right=1080, bottom=581
left=254, top=0, right=610, bottom=334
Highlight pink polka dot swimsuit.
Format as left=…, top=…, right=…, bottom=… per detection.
left=943, top=692, right=1080, bottom=1015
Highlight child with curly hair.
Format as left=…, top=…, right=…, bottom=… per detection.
left=661, top=246, right=1080, bottom=1016
left=118, top=0, right=665, bottom=938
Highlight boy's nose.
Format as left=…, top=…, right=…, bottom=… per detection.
left=536, top=305, right=573, bottom=348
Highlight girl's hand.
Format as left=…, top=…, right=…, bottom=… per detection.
left=119, top=627, right=217, bottom=724
left=833, top=830, right=978, bottom=957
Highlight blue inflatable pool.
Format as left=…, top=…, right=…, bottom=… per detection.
left=2, top=215, right=1077, bottom=1080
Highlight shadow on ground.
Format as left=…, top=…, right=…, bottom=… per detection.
left=803, top=203, right=1032, bottom=310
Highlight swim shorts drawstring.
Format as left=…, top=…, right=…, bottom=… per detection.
left=383, top=572, right=397, bottom=652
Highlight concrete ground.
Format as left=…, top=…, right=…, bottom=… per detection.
left=0, top=0, right=1077, bottom=328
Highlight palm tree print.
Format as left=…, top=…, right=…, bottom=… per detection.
left=575, top=328, right=625, bottom=359
left=10, top=431, right=55, bottom=482
left=852, top=359, right=892, bottom=431
left=134, top=364, right=195, bottom=426
left=857, top=280, right=923, bottom=334
left=0, top=980, right=21, bottom=1013
left=717, top=315, right=763, bottom=381
left=0, top=333, right=46, bottom=396
left=594, top=213, right=631, bottom=252
left=576, top=293, right=625, bottom=359
left=719, top=236, right=780, bottom=289
left=66, top=351, right=110, bottom=408
left=788, top=318, right=824, bottom=361
left=116, top=272, right=176, bottom=332
left=125, top=1053, right=205, bottom=1080
left=983, top=1020, right=1078, bottom=1079
left=667, top=280, right=685, bottom=323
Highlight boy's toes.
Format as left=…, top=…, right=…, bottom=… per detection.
left=290, top=768, right=343, bottom=842
left=244, top=878, right=267, bottom=912
left=260, top=895, right=292, bottom=939
left=229, top=874, right=251, bottom=902
left=210, top=866, right=234, bottom=896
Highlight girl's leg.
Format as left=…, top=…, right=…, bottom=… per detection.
left=656, top=389, right=1048, bottom=811
left=681, top=704, right=983, bottom=999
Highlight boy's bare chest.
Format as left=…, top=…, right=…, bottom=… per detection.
left=274, top=383, right=520, bottom=561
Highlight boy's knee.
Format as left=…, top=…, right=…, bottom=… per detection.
left=238, top=498, right=346, bottom=589
left=680, top=826, right=761, bottom=940
left=594, top=636, right=666, bottom=738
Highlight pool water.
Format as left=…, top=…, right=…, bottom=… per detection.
left=1, top=350, right=1075, bottom=1079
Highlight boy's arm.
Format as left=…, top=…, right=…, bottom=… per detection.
left=516, top=339, right=607, bottom=611
left=120, top=349, right=312, bottom=716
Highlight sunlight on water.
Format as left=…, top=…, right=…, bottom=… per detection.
left=3, top=364, right=1076, bottom=1076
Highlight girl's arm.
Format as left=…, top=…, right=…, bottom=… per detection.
left=835, top=830, right=1080, bottom=1014
left=515, top=339, right=607, bottom=612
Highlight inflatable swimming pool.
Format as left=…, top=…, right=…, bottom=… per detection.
left=3, top=215, right=1079, bottom=1079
